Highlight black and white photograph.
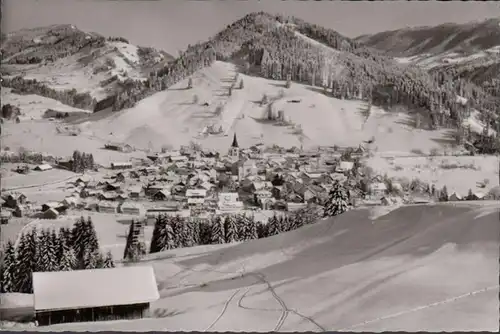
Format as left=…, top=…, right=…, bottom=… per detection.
left=0, top=0, right=499, bottom=331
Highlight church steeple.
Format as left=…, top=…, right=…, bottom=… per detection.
left=231, top=133, right=239, bottom=148
left=228, top=132, right=240, bottom=160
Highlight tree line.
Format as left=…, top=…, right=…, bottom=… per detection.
left=149, top=206, right=322, bottom=253
left=0, top=217, right=114, bottom=294
left=2, top=77, right=97, bottom=111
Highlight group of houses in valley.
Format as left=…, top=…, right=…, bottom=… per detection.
left=2, top=133, right=496, bottom=225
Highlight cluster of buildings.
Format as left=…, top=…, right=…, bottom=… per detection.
left=10, top=133, right=494, bottom=225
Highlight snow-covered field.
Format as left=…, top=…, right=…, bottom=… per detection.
left=0, top=88, right=91, bottom=120
left=366, top=155, right=499, bottom=195
left=4, top=203, right=498, bottom=331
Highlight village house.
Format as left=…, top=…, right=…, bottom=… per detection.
left=98, top=201, right=119, bottom=213
left=42, top=208, right=59, bottom=219
left=186, top=189, right=207, bottom=199
left=3, top=192, right=28, bottom=208
left=32, top=266, right=159, bottom=326
left=335, top=161, right=354, bottom=174
left=41, top=202, right=68, bottom=214
left=468, top=192, right=485, bottom=201
left=251, top=181, right=273, bottom=192
left=14, top=204, right=31, bottom=217
left=128, top=186, right=145, bottom=199
left=217, top=192, right=244, bottom=212
left=449, top=192, right=463, bottom=201
left=34, top=164, right=53, bottom=172
left=62, top=197, right=80, bottom=208
left=119, top=202, right=143, bottom=215
left=57, top=158, right=73, bottom=171
left=300, top=172, right=323, bottom=184
left=369, top=182, right=387, bottom=199
left=152, top=189, right=171, bottom=201
left=110, top=162, right=133, bottom=170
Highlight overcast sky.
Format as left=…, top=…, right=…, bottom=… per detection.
left=3, top=0, right=499, bottom=56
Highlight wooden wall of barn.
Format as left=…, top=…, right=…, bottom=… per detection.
left=35, top=302, right=151, bottom=326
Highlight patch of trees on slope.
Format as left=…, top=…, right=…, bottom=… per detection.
left=2, top=76, right=97, bottom=111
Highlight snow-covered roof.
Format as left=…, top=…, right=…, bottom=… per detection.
left=337, top=161, right=354, bottom=171
left=186, top=189, right=207, bottom=197
left=34, top=164, right=53, bottom=171
left=33, top=266, right=159, bottom=311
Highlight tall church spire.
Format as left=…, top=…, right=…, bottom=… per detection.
left=231, top=133, right=239, bottom=148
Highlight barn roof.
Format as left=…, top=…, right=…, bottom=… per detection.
left=33, top=266, right=159, bottom=312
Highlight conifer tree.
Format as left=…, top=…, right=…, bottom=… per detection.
left=199, top=219, right=212, bottom=245
left=224, top=215, right=238, bottom=243
left=256, top=220, right=268, bottom=239
left=85, top=217, right=100, bottom=255
left=244, top=214, right=258, bottom=240
left=72, top=217, right=87, bottom=266
left=211, top=215, right=225, bottom=244
left=160, top=218, right=176, bottom=251
left=15, top=233, right=36, bottom=293
left=59, top=248, right=77, bottom=271
left=1, top=241, right=18, bottom=293
left=150, top=214, right=167, bottom=253
left=267, top=214, right=281, bottom=236
left=323, top=181, right=349, bottom=217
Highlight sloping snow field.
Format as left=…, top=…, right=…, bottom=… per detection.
left=15, top=203, right=499, bottom=332
left=85, top=61, right=454, bottom=154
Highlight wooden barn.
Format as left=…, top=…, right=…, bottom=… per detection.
left=32, top=266, right=159, bottom=326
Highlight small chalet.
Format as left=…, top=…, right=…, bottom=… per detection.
left=110, top=162, right=133, bottom=170
left=119, top=202, right=143, bottom=215
left=34, top=164, right=53, bottom=172
left=369, top=182, right=387, bottom=198
left=449, top=192, right=463, bottom=201
left=468, top=192, right=485, bottom=201
left=186, top=189, right=207, bottom=199
left=3, top=193, right=28, bottom=208
left=128, top=186, right=145, bottom=199
left=251, top=181, right=273, bottom=192
left=41, top=202, right=67, bottom=214
left=152, top=190, right=171, bottom=201
left=42, top=208, right=59, bottom=219
left=32, top=266, right=159, bottom=326
left=98, top=201, right=119, bottom=213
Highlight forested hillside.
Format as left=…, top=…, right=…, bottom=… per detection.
left=112, top=13, right=499, bottom=135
